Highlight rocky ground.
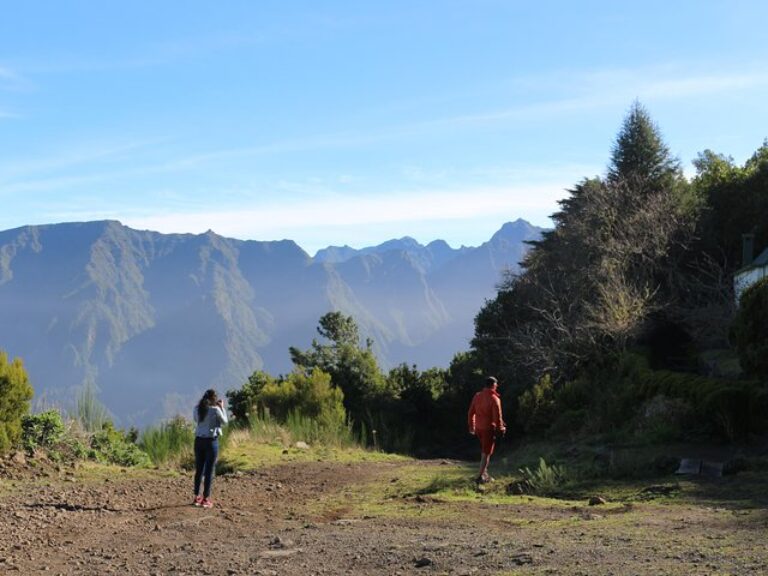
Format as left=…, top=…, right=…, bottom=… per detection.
left=1, top=454, right=767, bottom=575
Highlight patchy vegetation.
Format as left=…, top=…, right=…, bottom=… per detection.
left=4, top=438, right=768, bottom=575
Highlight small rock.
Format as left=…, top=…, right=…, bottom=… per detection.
left=269, top=536, right=293, bottom=549
left=511, top=553, right=534, bottom=565
left=9, top=452, right=26, bottom=465
left=258, top=549, right=299, bottom=559
left=414, top=557, right=433, bottom=568
left=294, top=441, right=310, bottom=450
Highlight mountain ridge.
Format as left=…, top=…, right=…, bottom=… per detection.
left=0, top=219, right=543, bottom=424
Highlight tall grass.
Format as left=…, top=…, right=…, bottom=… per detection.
left=74, top=385, right=111, bottom=433
left=284, top=411, right=357, bottom=448
left=246, top=411, right=291, bottom=445
left=245, top=410, right=358, bottom=448
left=139, top=417, right=194, bottom=467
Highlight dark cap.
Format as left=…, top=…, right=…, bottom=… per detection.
left=485, top=376, right=498, bottom=387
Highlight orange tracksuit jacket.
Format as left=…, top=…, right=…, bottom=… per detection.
left=467, top=388, right=505, bottom=432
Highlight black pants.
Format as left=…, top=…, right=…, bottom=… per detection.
left=193, top=436, right=219, bottom=498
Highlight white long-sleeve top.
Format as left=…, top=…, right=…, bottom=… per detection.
left=193, top=404, right=228, bottom=438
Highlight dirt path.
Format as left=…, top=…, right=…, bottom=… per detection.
left=2, top=459, right=768, bottom=575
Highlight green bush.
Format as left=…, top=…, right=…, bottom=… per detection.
left=634, top=395, right=692, bottom=443
left=530, top=351, right=768, bottom=441
left=548, top=409, right=588, bottom=438
left=21, top=410, right=65, bottom=453
left=231, top=368, right=347, bottom=431
left=732, top=277, right=768, bottom=380
left=635, top=367, right=767, bottom=439
left=226, top=371, right=274, bottom=421
left=0, top=351, right=34, bottom=454
left=518, top=374, right=557, bottom=434
left=89, top=422, right=151, bottom=467
left=547, top=354, right=645, bottom=437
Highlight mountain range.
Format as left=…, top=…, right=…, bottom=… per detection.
left=0, top=219, right=543, bottom=425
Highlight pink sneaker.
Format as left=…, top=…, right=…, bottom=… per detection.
left=193, top=495, right=203, bottom=507
left=201, top=498, right=213, bottom=509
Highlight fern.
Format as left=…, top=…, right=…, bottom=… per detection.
left=519, top=457, right=569, bottom=494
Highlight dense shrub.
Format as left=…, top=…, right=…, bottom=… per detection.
left=518, top=374, right=557, bottom=434
left=634, top=395, right=693, bottom=443
left=226, top=371, right=273, bottom=421
left=21, top=410, right=65, bottom=453
left=542, top=354, right=647, bottom=438
left=732, top=277, right=768, bottom=380
left=528, top=352, right=768, bottom=441
left=610, top=354, right=767, bottom=440
left=0, top=351, right=34, bottom=453
left=21, top=410, right=88, bottom=461
left=229, top=368, right=346, bottom=431
left=89, top=422, right=151, bottom=467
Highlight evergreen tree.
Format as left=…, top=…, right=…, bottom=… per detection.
left=290, top=312, right=387, bottom=430
left=607, top=100, right=682, bottom=191
left=473, top=102, right=694, bottom=388
left=693, top=142, right=768, bottom=271
left=0, top=351, right=34, bottom=453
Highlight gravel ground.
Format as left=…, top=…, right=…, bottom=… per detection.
left=1, top=458, right=768, bottom=575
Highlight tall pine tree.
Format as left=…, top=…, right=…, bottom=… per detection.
left=473, top=102, right=694, bottom=386
left=607, top=100, right=682, bottom=192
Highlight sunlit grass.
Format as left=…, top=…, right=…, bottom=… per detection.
left=139, top=417, right=194, bottom=468
left=216, top=413, right=405, bottom=474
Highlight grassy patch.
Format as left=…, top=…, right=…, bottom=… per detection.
left=217, top=429, right=405, bottom=475
left=300, top=439, right=768, bottom=525
left=303, top=459, right=593, bottom=525
left=139, top=417, right=194, bottom=468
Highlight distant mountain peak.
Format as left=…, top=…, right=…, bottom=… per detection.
left=0, top=218, right=543, bottom=426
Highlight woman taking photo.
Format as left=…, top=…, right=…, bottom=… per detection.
left=192, top=389, right=228, bottom=508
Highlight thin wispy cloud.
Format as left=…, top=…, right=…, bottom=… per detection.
left=17, top=31, right=268, bottom=74
left=431, top=65, right=768, bottom=129
left=121, top=183, right=563, bottom=239
left=0, top=66, right=21, bottom=86
left=121, top=64, right=768, bottom=173
left=637, top=72, right=768, bottom=99
left=0, top=137, right=174, bottom=185
left=2, top=0, right=766, bottom=253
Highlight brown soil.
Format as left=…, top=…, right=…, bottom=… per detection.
left=1, top=458, right=767, bottom=575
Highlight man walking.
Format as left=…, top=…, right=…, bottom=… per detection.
left=468, top=376, right=506, bottom=483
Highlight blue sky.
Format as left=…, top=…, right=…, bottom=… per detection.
left=1, top=1, right=767, bottom=255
